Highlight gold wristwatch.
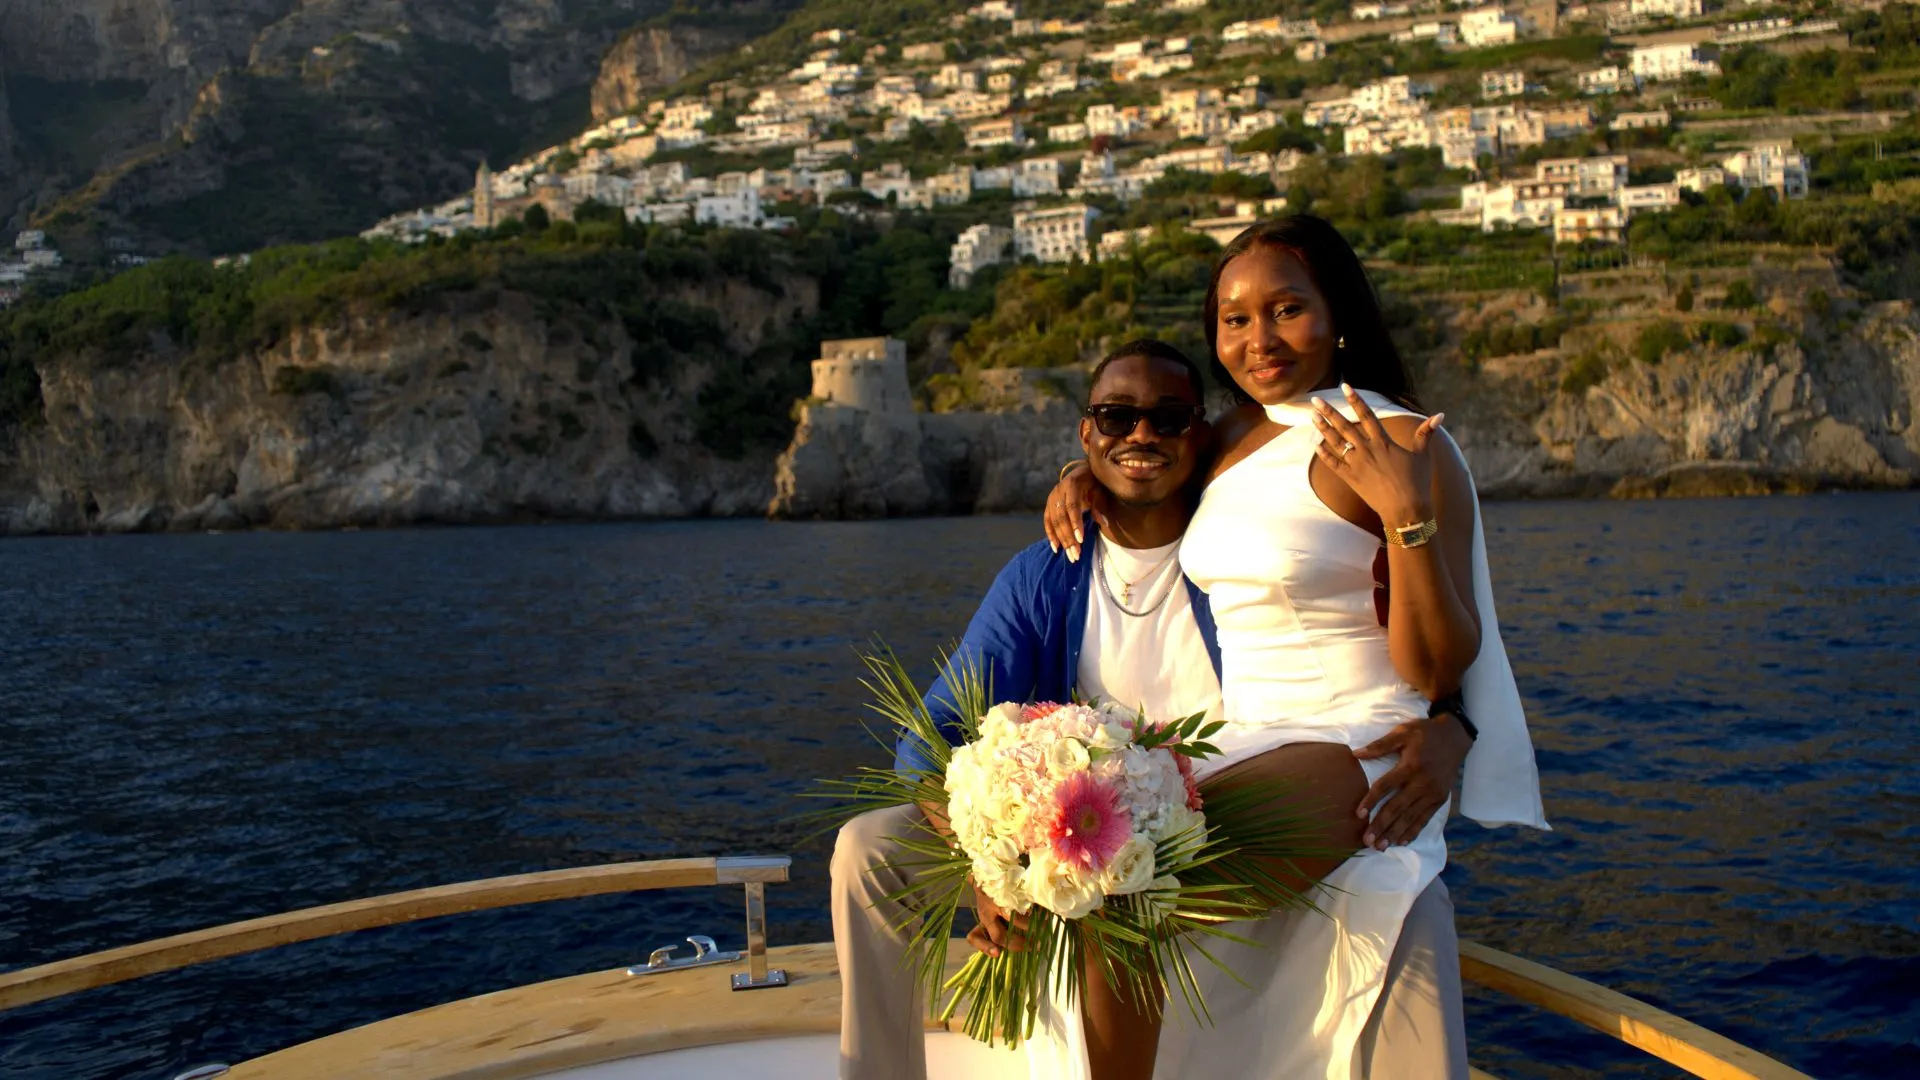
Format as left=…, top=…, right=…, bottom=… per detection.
left=1384, top=519, right=1439, bottom=548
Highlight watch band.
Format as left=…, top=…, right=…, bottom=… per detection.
left=1386, top=519, right=1439, bottom=548
left=1427, top=692, right=1478, bottom=741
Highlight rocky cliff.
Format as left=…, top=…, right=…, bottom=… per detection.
left=591, top=23, right=749, bottom=123
left=0, top=0, right=783, bottom=248
left=0, top=273, right=819, bottom=534
left=769, top=302, right=1920, bottom=519
left=1434, top=301, right=1920, bottom=499
left=3, top=290, right=1914, bottom=537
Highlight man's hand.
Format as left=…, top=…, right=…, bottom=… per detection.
left=1352, top=712, right=1473, bottom=850
left=966, top=879, right=1031, bottom=958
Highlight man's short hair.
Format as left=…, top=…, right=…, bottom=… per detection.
left=1087, top=339, right=1204, bottom=406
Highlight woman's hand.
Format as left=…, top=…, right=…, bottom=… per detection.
left=1042, top=463, right=1110, bottom=562
left=967, top=880, right=1030, bottom=957
left=1352, top=712, right=1472, bottom=849
left=1310, top=384, right=1445, bottom=526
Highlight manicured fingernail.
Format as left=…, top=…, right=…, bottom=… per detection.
left=1363, top=832, right=1376, bottom=846
left=1432, top=412, right=1446, bottom=425
left=1341, top=382, right=1354, bottom=394
left=1050, top=541, right=1058, bottom=554
left=1067, top=546, right=1079, bottom=563
left=1073, top=527, right=1083, bottom=543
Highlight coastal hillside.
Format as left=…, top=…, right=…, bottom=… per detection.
left=3, top=0, right=1919, bottom=532
left=3, top=207, right=1916, bottom=535
left=0, top=218, right=843, bottom=532
left=0, top=0, right=789, bottom=255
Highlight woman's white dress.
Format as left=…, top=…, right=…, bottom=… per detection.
left=1023, top=387, right=1547, bottom=1080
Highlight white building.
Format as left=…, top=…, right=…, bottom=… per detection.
left=1352, top=0, right=1413, bottom=18
left=695, top=188, right=763, bottom=228
left=1392, top=21, right=1459, bottom=46
left=1086, top=104, right=1147, bottom=138
left=1629, top=0, right=1703, bottom=18
left=1459, top=8, right=1520, bottom=46
left=1048, top=122, right=1089, bottom=144
left=950, top=223, right=1014, bottom=287
left=966, top=0, right=1017, bottom=20
left=1676, top=165, right=1728, bottom=193
left=966, top=118, right=1027, bottom=149
left=1631, top=43, right=1720, bottom=81
left=1481, top=70, right=1529, bottom=99
left=1012, top=157, right=1062, bottom=197
left=1618, top=183, right=1681, bottom=214
left=1613, top=109, right=1671, bottom=130
left=1723, top=142, right=1810, bottom=199
left=1554, top=204, right=1625, bottom=244
left=1014, top=204, right=1096, bottom=264
left=13, top=230, right=46, bottom=251
left=1295, top=40, right=1327, bottom=62
left=1578, top=67, right=1635, bottom=94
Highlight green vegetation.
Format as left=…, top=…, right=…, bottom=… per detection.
left=1635, top=320, right=1690, bottom=365
left=1560, top=350, right=1610, bottom=394
left=1460, top=316, right=1567, bottom=363
left=1629, top=183, right=1920, bottom=300
left=948, top=226, right=1220, bottom=375
left=1710, top=47, right=1864, bottom=112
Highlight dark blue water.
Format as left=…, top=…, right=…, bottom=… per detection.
left=1, top=495, right=1915, bottom=1078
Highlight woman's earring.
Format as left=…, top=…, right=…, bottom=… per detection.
left=1337, top=335, right=1346, bottom=349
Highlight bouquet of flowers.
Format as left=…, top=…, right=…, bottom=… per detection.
left=811, top=645, right=1327, bottom=1047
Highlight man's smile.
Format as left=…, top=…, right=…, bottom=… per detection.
left=1110, top=451, right=1169, bottom=481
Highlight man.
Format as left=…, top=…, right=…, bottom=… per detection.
left=832, top=339, right=1474, bottom=1079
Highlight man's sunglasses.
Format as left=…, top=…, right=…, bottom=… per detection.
left=1082, top=403, right=1204, bottom=438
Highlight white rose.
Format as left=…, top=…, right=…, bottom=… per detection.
left=1047, top=736, right=1091, bottom=776
left=1098, top=833, right=1157, bottom=895
left=973, top=839, right=1031, bottom=913
left=981, top=783, right=1030, bottom=839
left=1088, top=718, right=1133, bottom=750
left=1026, top=848, right=1105, bottom=920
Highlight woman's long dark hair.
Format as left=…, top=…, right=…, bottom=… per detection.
left=1201, top=215, right=1422, bottom=412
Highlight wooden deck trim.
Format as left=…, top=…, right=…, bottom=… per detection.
left=225, top=941, right=942, bottom=1080
left=0, top=856, right=788, bottom=1013
left=1459, top=941, right=1814, bottom=1080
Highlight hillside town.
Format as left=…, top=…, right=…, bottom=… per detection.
left=363, top=0, right=1858, bottom=276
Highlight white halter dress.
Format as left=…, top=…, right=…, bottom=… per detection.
left=1022, top=387, right=1547, bottom=1080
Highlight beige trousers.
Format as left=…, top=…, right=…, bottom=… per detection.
left=832, top=803, right=1469, bottom=1080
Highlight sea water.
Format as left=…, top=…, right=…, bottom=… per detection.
left=0, top=494, right=1914, bottom=1078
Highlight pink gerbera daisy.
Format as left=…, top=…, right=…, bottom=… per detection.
left=1022, top=701, right=1066, bottom=721
left=1048, top=772, right=1133, bottom=871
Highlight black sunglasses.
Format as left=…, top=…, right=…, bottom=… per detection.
left=1082, top=402, right=1204, bottom=438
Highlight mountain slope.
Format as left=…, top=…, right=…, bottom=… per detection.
left=0, top=0, right=792, bottom=254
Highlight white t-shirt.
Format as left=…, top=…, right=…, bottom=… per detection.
left=1077, top=535, right=1223, bottom=726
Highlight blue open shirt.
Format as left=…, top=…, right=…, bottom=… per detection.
left=896, top=527, right=1224, bottom=775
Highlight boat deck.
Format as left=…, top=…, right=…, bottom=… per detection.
left=226, top=940, right=1506, bottom=1080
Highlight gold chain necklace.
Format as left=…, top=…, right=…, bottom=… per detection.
left=1097, top=541, right=1180, bottom=617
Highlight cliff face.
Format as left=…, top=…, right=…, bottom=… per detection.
left=590, top=24, right=748, bottom=123
left=0, top=0, right=777, bottom=248
left=0, top=274, right=820, bottom=534
left=1437, top=301, right=1920, bottom=498
left=769, top=302, right=1920, bottom=519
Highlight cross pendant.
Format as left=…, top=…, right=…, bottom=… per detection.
left=1122, top=583, right=1132, bottom=604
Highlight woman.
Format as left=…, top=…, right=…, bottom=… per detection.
left=1040, top=215, right=1548, bottom=1079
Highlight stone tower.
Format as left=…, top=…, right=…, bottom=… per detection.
left=474, top=161, right=495, bottom=230
left=810, top=337, right=911, bottom=414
